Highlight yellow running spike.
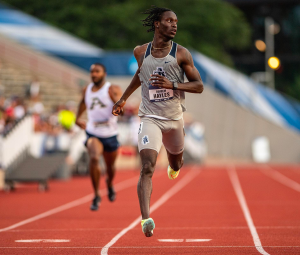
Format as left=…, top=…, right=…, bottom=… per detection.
left=168, top=165, right=180, bottom=180
left=141, top=218, right=155, bottom=237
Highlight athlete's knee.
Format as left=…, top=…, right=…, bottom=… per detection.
left=141, top=160, right=155, bottom=178
left=89, top=153, right=100, bottom=165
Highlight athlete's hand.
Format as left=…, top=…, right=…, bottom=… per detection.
left=112, top=99, right=125, bottom=116
left=75, top=119, right=86, bottom=130
left=150, top=74, right=173, bottom=89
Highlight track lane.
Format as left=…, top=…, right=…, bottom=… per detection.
left=0, top=167, right=190, bottom=254
left=265, top=164, right=300, bottom=185
left=109, top=165, right=259, bottom=254
left=236, top=165, right=300, bottom=255
left=2, top=165, right=300, bottom=254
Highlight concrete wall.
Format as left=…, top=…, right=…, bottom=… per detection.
left=111, top=77, right=300, bottom=163
left=186, top=86, right=300, bottom=163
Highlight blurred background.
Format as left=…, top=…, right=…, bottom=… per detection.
left=0, top=0, right=300, bottom=190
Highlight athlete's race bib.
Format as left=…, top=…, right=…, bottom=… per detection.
left=94, top=120, right=109, bottom=127
left=149, top=84, right=174, bottom=102
left=149, top=67, right=174, bottom=102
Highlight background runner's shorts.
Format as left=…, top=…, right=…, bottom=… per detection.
left=85, top=131, right=119, bottom=152
left=137, top=117, right=185, bottom=155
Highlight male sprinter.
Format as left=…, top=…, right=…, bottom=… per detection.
left=112, top=7, right=203, bottom=236
left=76, top=63, right=122, bottom=211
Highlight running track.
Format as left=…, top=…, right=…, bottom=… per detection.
left=0, top=164, right=300, bottom=254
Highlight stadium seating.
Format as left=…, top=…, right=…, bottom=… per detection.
left=0, top=58, right=80, bottom=112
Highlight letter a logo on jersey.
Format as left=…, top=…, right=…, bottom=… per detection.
left=90, top=97, right=106, bottom=110
left=153, top=67, right=166, bottom=77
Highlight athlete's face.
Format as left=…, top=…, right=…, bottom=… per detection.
left=90, top=65, right=106, bottom=84
left=157, top=11, right=178, bottom=39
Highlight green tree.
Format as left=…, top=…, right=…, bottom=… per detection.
left=2, top=0, right=251, bottom=66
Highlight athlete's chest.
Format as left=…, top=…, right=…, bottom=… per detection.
left=86, top=89, right=112, bottom=111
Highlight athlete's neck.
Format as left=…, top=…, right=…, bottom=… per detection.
left=152, top=37, right=171, bottom=50
left=93, top=79, right=106, bottom=88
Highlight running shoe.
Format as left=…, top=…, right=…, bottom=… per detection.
left=108, top=186, right=116, bottom=202
left=167, top=165, right=180, bottom=180
left=141, top=218, right=155, bottom=237
left=90, top=196, right=101, bottom=211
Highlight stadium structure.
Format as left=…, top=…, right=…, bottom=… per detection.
left=0, top=2, right=300, bottom=189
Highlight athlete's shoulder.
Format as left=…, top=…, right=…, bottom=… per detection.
left=176, top=44, right=189, bottom=55
left=134, top=43, right=148, bottom=56
left=82, top=84, right=90, bottom=95
left=176, top=44, right=193, bottom=66
left=108, top=84, right=122, bottom=93
left=134, top=43, right=150, bottom=66
left=108, top=84, right=122, bottom=103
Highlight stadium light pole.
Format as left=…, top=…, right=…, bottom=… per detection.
left=265, top=17, right=275, bottom=89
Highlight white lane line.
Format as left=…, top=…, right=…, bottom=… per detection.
left=0, top=175, right=139, bottom=233
left=227, top=166, right=270, bottom=255
left=101, top=167, right=200, bottom=255
left=261, top=166, right=300, bottom=192
left=186, top=239, right=212, bottom=242
left=158, top=239, right=211, bottom=242
left=158, top=239, right=184, bottom=242
left=8, top=225, right=300, bottom=232
left=15, top=239, right=70, bottom=243
left=2, top=245, right=300, bottom=248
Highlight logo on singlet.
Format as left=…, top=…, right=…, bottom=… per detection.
left=153, top=67, right=166, bottom=77
left=90, top=97, right=106, bottom=110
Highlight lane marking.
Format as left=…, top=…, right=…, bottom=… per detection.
left=0, top=175, right=140, bottom=233
left=261, top=166, right=300, bottom=192
left=186, top=239, right=212, bottom=242
left=15, top=239, right=70, bottom=243
left=101, top=167, right=200, bottom=255
left=158, top=239, right=184, bottom=242
left=158, top=239, right=211, bottom=242
left=8, top=225, right=300, bottom=232
left=228, top=166, right=270, bottom=255
left=2, top=246, right=300, bottom=249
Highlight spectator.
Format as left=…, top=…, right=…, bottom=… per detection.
left=26, top=77, right=40, bottom=100
left=28, top=96, right=44, bottom=115
left=13, top=97, right=26, bottom=120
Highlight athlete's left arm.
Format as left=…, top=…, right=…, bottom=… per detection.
left=108, top=85, right=123, bottom=103
left=150, top=47, right=204, bottom=94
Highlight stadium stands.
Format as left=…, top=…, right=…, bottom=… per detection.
left=0, top=58, right=80, bottom=112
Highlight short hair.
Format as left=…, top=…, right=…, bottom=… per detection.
left=92, top=63, right=106, bottom=72
left=141, top=6, right=174, bottom=33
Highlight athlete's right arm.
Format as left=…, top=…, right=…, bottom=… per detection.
left=112, top=45, right=145, bottom=116
left=75, top=86, right=87, bottom=130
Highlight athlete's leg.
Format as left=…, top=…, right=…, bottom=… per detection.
left=103, top=150, right=118, bottom=187
left=137, top=118, right=162, bottom=237
left=138, top=149, right=158, bottom=219
left=87, top=137, right=103, bottom=197
left=162, top=118, right=185, bottom=177
left=103, top=149, right=118, bottom=201
left=166, top=151, right=184, bottom=171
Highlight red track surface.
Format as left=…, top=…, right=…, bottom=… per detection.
left=0, top=164, right=300, bottom=254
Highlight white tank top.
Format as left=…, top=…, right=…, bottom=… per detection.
left=85, top=82, right=118, bottom=138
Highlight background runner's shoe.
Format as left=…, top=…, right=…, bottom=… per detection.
left=90, top=196, right=101, bottom=211
left=108, top=186, right=116, bottom=202
left=141, top=218, right=155, bottom=237
left=168, top=165, right=180, bottom=180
